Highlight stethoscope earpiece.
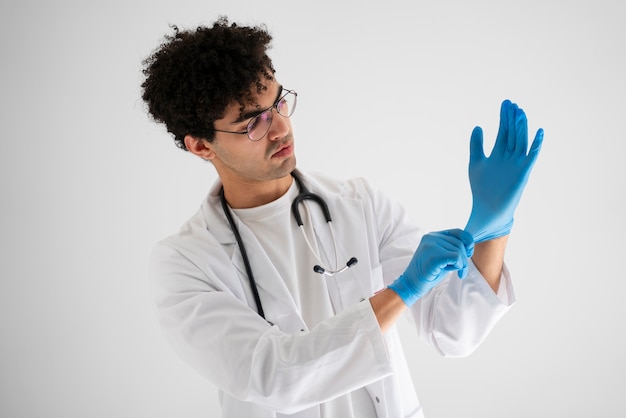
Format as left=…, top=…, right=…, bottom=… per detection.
left=347, top=257, right=358, bottom=268
left=313, top=265, right=325, bottom=274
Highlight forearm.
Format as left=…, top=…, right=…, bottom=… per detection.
left=471, top=235, right=509, bottom=293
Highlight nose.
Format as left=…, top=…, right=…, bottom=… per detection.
left=266, top=107, right=290, bottom=141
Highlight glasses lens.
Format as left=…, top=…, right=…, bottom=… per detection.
left=277, top=91, right=297, bottom=117
left=247, top=110, right=272, bottom=141
left=246, top=90, right=297, bottom=141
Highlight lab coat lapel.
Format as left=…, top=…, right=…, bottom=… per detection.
left=203, top=191, right=305, bottom=332
left=228, top=219, right=303, bottom=327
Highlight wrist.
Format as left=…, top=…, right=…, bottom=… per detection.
left=472, top=236, right=509, bottom=293
left=369, top=288, right=407, bottom=333
left=388, top=274, right=421, bottom=307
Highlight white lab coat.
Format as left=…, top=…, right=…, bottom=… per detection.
left=149, top=169, right=514, bottom=418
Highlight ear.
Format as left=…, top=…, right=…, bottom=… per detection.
left=184, top=135, right=216, bottom=160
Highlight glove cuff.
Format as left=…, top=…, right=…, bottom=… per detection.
left=465, top=218, right=514, bottom=243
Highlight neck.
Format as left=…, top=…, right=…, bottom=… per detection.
left=221, top=174, right=294, bottom=209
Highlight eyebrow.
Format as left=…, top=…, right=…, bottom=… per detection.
left=231, top=85, right=284, bottom=125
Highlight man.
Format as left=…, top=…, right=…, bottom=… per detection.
left=141, top=17, right=543, bottom=418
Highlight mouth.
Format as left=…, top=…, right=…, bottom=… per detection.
left=271, top=141, right=294, bottom=158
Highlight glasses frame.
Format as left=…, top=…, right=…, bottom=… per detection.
left=213, top=88, right=297, bottom=142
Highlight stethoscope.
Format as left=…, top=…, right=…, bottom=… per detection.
left=219, top=171, right=358, bottom=319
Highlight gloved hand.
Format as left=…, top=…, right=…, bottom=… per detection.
left=389, top=229, right=474, bottom=307
left=465, top=99, right=544, bottom=242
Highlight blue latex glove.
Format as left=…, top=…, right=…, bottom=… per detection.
left=389, top=229, right=474, bottom=307
left=465, top=100, right=544, bottom=243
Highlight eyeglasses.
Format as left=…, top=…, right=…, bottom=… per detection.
left=214, top=88, right=298, bottom=141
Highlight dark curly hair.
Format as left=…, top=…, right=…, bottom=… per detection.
left=141, top=16, right=275, bottom=151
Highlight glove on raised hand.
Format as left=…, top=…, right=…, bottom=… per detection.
left=465, top=99, right=544, bottom=243
left=389, top=229, right=474, bottom=307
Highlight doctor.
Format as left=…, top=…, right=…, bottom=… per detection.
left=141, top=17, right=543, bottom=418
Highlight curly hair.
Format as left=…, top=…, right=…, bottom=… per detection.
left=141, top=16, right=275, bottom=150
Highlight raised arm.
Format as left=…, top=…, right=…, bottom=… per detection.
left=465, top=99, right=543, bottom=291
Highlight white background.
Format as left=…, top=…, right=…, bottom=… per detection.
left=1, top=0, right=625, bottom=417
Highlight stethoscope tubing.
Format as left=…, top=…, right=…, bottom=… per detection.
left=220, top=172, right=357, bottom=321
left=220, top=187, right=266, bottom=319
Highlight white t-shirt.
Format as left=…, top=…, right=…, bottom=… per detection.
left=232, top=179, right=377, bottom=417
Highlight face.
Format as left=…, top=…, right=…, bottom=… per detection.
left=206, top=80, right=296, bottom=186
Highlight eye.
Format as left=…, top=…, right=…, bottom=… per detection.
left=247, top=114, right=261, bottom=132
left=277, top=98, right=287, bottom=113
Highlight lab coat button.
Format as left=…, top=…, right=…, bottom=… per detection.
left=375, top=396, right=380, bottom=403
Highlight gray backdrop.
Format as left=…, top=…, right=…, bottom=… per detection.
left=1, top=0, right=624, bottom=416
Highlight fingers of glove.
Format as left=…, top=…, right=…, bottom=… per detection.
left=493, top=99, right=512, bottom=156
left=506, top=101, right=521, bottom=155
left=437, top=230, right=474, bottom=280
left=428, top=232, right=472, bottom=273
left=513, top=106, right=529, bottom=158
left=525, top=128, right=544, bottom=169
left=439, top=240, right=471, bottom=273
left=410, top=235, right=461, bottom=282
left=469, top=126, right=486, bottom=162
left=457, top=265, right=469, bottom=279
left=441, top=229, right=475, bottom=257
left=396, top=230, right=472, bottom=304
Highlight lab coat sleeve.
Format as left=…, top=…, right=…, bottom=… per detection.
left=150, top=240, right=393, bottom=415
left=411, top=262, right=514, bottom=357
left=361, top=179, right=515, bottom=358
